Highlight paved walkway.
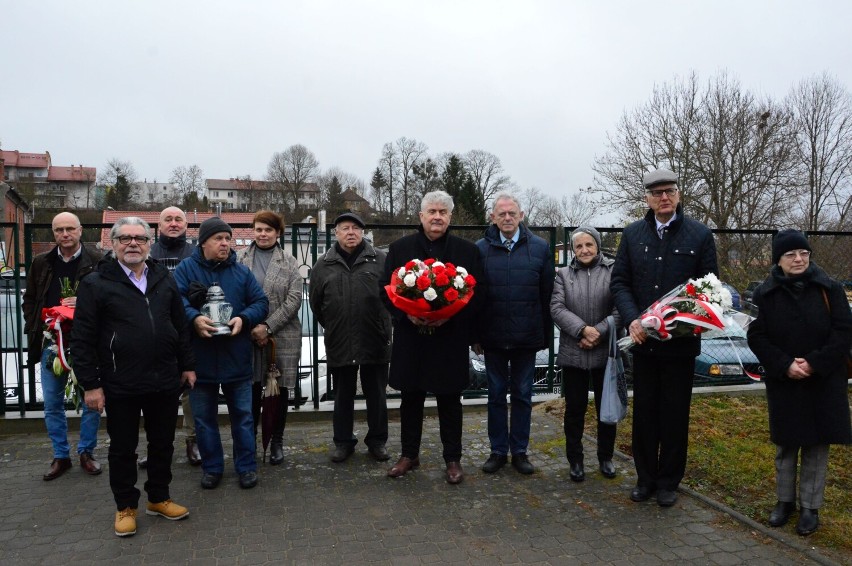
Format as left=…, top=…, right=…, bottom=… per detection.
left=0, top=403, right=841, bottom=565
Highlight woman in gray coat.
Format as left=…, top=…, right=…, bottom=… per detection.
left=550, top=227, right=621, bottom=482
left=237, top=210, right=303, bottom=465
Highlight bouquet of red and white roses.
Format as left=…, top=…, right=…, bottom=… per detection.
left=385, top=258, right=477, bottom=325
left=617, top=273, right=735, bottom=352
left=42, top=303, right=84, bottom=411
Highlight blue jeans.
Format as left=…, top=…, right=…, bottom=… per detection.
left=41, top=349, right=100, bottom=458
left=190, top=380, right=256, bottom=475
left=485, top=348, right=536, bottom=456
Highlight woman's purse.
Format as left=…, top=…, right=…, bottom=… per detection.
left=600, top=316, right=628, bottom=424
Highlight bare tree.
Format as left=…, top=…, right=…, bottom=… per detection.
left=518, top=186, right=545, bottom=224
left=375, top=143, right=399, bottom=217
left=394, top=137, right=428, bottom=219
left=463, top=149, right=512, bottom=208
left=787, top=72, right=852, bottom=231
left=317, top=167, right=363, bottom=210
left=99, top=158, right=138, bottom=188
left=170, top=164, right=205, bottom=204
left=267, top=144, right=320, bottom=212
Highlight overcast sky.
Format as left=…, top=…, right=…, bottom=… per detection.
left=4, top=1, right=851, bottom=223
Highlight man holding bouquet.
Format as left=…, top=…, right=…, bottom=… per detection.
left=382, top=190, right=483, bottom=484
left=610, top=168, right=718, bottom=507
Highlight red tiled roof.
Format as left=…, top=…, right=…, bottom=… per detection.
left=0, top=150, right=51, bottom=168
left=98, top=210, right=257, bottom=251
left=48, top=166, right=96, bottom=182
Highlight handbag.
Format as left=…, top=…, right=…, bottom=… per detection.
left=820, top=288, right=852, bottom=379
left=600, top=316, right=628, bottom=424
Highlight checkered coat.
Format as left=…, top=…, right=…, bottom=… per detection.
left=237, top=243, right=303, bottom=388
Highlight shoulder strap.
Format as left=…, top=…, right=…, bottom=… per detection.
left=820, top=288, right=831, bottom=314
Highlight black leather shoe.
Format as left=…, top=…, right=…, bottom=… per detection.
left=657, top=489, right=678, bottom=507
left=186, top=438, right=202, bottom=467
left=511, top=454, right=534, bottom=475
left=200, top=472, right=222, bottom=490
left=43, top=457, right=72, bottom=481
left=239, top=470, right=258, bottom=489
left=796, top=508, right=819, bottom=536
left=569, top=462, right=585, bottom=482
left=482, top=454, right=508, bottom=474
left=768, top=501, right=796, bottom=527
left=630, top=485, right=655, bottom=502
left=599, top=460, right=616, bottom=479
left=269, top=441, right=284, bottom=465
left=368, top=444, right=390, bottom=462
left=330, top=445, right=355, bottom=463
left=79, top=452, right=102, bottom=476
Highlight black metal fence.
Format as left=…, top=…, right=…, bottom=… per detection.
left=2, top=221, right=850, bottom=416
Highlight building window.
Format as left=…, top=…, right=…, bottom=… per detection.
left=228, top=192, right=234, bottom=198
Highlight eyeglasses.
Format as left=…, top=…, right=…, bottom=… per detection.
left=646, top=188, right=678, bottom=199
left=114, top=235, right=151, bottom=245
left=781, top=250, right=811, bottom=260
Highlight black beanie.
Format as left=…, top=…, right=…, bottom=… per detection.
left=197, top=217, right=232, bottom=246
left=772, top=229, right=811, bottom=264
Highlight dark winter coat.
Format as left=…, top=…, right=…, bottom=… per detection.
left=476, top=223, right=554, bottom=350
left=747, top=263, right=852, bottom=446
left=149, top=233, right=194, bottom=266
left=71, top=258, right=195, bottom=397
left=173, top=246, right=269, bottom=385
left=309, top=241, right=391, bottom=367
left=382, top=227, right=484, bottom=395
left=22, top=245, right=102, bottom=357
left=551, top=254, right=620, bottom=370
left=610, top=205, right=718, bottom=358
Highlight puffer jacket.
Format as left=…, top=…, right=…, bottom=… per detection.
left=173, top=246, right=269, bottom=384
left=476, top=223, right=555, bottom=350
left=309, top=241, right=391, bottom=367
left=610, top=205, right=718, bottom=358
left=550, top=254, right=620, bottom=370
left=71, top=258, right=195, bottom=396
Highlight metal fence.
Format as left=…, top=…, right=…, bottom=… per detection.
left=1, top=221, right=850, bottom=416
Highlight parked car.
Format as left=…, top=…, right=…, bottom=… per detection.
left=1, top=271, right=30, bottom=404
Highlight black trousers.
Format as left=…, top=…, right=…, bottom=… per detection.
left=399, top=390, right=462, bottom=463
left=105, top=388, right=180, bottom=510
left=631, top=352, right=694, bottom=491
left=562, top=365, right=616, bottom=464
left=331, top=364, right=389, bottom=449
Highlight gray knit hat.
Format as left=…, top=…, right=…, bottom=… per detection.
left=197, top=217, right=232, bottom=246
left=570, top=226, right=602, bottom=250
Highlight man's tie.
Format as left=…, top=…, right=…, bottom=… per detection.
left=504, top=240, right=513, bottom=251
left=658, top=226, right=665, bottom=240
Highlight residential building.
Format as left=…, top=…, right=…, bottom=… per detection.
left=0, top=150, right=97, bottom=210
left=206, top=178, right=320, bottom=213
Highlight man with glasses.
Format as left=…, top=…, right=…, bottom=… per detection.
left=23, top=212, right=103, bottom=481
left=309, top=212, right=392, bottom=463
left=611, top=168, right=718, bottom=507
left=72, top=217, right=196, bottom=537
left=137, top=206, right=201, bottom=469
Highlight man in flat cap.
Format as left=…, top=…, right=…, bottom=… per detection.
left=610, top=168, right=718, bottom=507
left=309, top=212, right=392, bottom=463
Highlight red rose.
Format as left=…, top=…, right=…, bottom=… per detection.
left=443, top=288, right=459, bottom=302
left=464, top=274, right=477, bottom=288
left=405, top=260, right=417, bottom=270
left=435, top=273, right=450, bottom=286
left=444, top=262, right=455, bottom=270
left=416, top=275, right=431, bottom=291
left=446, top=267, right=457, bottom=277
left=432, top=265, right=446, bottom=275
left=685, top=283, right=696, bottom=296
left=424, top=258, right=436, bottom=266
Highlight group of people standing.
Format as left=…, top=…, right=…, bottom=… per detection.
left=22, top=170, right=850, bottom=539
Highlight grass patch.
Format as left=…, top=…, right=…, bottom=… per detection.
left=541, top=390, right=852, bottom=557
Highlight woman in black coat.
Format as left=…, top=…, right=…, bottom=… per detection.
left=747, top=229, right=852, bottom=536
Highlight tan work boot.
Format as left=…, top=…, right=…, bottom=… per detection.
left=146, top=499, right=189, bottom=520
left=114, top=507, right=137, bottom=537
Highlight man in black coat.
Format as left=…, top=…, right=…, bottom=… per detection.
left=610, top=169, right=718, bottom=507
left=382, top=190, right=483, bottom=484
left=72, top=217, right=196, bottom=537
left=138, top=205, right=201, bottom=469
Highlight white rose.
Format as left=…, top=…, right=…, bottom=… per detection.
left=398, top=267, right=407, bottom=278
left=403, top=273, right=416, bottom=287
left=457, top=267, right=468, bottom=277
left=454, top=275, right=465, bottom=289
left=423, top=287, right=438, bottom=301
left=432, top=261, right=445, bottom=268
